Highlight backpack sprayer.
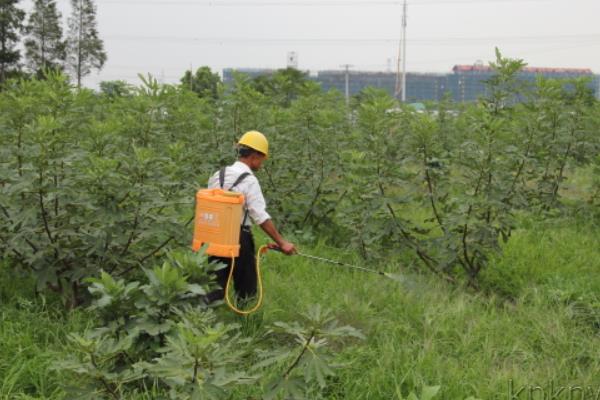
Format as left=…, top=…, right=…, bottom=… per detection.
left=192, top=183, right=402, bottom=316
left=191, top=186, right=259, bottom=315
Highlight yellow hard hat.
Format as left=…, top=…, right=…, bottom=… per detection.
left=238, top=130, right=269, bottom=158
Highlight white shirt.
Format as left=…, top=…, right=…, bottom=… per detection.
left=207, top=161, right=271, bottom=226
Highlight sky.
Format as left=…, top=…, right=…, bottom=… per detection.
left=22, top=0, right=600, bottom=88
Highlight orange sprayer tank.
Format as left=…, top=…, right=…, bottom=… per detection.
left=192, top=188, right=245, bottom=258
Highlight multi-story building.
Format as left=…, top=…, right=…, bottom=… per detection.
left=445, top=65, right=597, bottom=102
left=316, top=70, right=446, bottom=102
left=223, top=65, right=600, bottom=102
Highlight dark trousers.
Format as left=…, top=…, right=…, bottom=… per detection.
left=206, top=227, right=257, bottom=303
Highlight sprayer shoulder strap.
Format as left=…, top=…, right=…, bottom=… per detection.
left=218, top=167, right=251, bottom=191
left=219, top=167, right=226, bottom=189
left=219, top=167, right=251, bottom=226
left=230, top=172, right=251, bottom=191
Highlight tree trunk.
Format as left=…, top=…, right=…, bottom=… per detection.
left=0, top=21, right=7, bottom=83
left=41, top=10, right=46, bottom=71
left=77, top=0, right=83, bottom=87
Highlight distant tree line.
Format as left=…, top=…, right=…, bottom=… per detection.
left=177, top=66, right=313, bottom=103
left=0, top=0, right=106, bottom=87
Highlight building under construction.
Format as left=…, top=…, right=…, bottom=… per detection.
left=316, top=70, right=446, bottom=102
left=222, top=65, right=599, bottom=102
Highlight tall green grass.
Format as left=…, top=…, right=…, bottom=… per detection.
left=245, top=220, right=600, bottom=399
left=0, top=266, right=91, bottom=400
left=1, top=219, right=599, bottom=399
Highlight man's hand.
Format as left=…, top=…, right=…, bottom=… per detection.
left=260, top=219, right=297, bottom=255
left=277, top=240, right=296, bottom=255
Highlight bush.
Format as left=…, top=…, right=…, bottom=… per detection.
left=55, top=250, right=364, bottom=399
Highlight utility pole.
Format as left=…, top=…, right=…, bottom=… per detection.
left=395, top=0, right=407, bottom=102
left=401, top=0, right=407, bottom=102
left=189, top=63, right=193, bottom=90
left=340, top=64, right=353, bottom=106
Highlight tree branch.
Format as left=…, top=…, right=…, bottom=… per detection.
left=283, top=329, right=315, bottom=380
left=120, top=206, right=140, bottom=256
left=422, top=148, right=447, bottom=234
left=377, top=178, right=455, bottom=284
left=301, top=157, right=325, bottom=227
left=118, top=215, right=194, bottom=277
left=39, top=189, right=56, bottom=246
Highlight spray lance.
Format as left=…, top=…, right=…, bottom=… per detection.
left=263, top=243, right=405, bottom=282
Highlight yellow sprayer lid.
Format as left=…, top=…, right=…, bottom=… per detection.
left=196, top=188, right=245, bottom=204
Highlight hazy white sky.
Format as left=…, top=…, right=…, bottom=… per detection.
left=23, top=0, right=600, bottom=88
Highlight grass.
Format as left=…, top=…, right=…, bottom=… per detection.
left=0, top=267, right=92, bottom=400
left=249, top=220, right=600, bottom=399
left=1, top=218, right=599, bottom=399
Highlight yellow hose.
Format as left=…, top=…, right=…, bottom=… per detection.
left=224, top=245, right=267, bottom=315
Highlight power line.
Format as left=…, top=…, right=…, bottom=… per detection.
left=96, top=0, right=561, bottom=6
left=402, top=42, right=600, bottom=67
left=103, top=33, right=600, bottom=46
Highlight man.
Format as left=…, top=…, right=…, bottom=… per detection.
left=205, top=130, right=296, bottom=303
